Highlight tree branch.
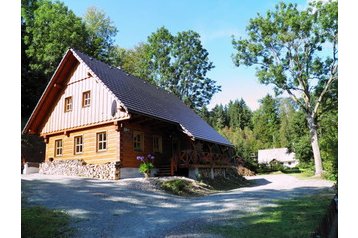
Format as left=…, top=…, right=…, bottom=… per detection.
left=312, top=63, right=338, bottom=118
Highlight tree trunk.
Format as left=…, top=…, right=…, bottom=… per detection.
left=307, top=114, right=323, bottom=176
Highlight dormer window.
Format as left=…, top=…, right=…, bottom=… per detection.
left=82, top=91, right=91, bottom=107
left=64, top=96, right=72, bottom=112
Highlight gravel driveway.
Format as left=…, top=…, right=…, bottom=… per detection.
left=21, top=174, right=334, bottom=238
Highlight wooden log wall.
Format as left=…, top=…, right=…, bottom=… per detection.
left=45, top=123, right=119, bottom=164
left=120, top=120, right=174, bottom=168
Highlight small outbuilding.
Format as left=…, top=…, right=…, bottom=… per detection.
left=258, top=148, right=298, bottom=168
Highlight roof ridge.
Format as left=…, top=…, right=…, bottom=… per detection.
left=70, top=48, right=232, bottom=146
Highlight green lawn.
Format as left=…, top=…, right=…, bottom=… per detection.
left=207, top=191, right=334, bottom=238
left=22, top=206, right=74, bottom=238
left=21, top=189, right=74, bottom=238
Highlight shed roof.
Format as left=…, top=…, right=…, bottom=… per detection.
left=258, top=148, right=296, bottom=163
left=24, top=49, right=232, bottom=147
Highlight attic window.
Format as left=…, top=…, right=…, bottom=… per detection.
left=82, top=91, right=91, bottom=107
left=64, top=96, right=72, bottom=112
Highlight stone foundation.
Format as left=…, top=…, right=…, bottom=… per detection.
left=39, top=159, right=120, bottom=180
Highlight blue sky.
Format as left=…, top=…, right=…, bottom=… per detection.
left=62, top=0, right=308, bottom=110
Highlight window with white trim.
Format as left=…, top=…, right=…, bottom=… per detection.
left=64, top=96, right=72, bottom=112
left=74, top=136, right=83, bottom=154
left=97, top=132, right=107, bottom=152
left=82, top=91, right=91, bottom=107
left=133, top=131, right=144, bottom=151
left=55, top=139, right=63, bottom=157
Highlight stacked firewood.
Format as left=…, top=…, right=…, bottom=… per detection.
left=39, top=159, right=120, bottom=180
left=237, top=165, right=256, bottom=176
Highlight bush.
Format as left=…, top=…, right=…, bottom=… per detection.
left=281, top=167, right=301, bottom=174
left=160, top=179, right=193, bottom=196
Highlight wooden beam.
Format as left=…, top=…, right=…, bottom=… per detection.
left=136, top=118, right=154, bottom=125
left=113, top=121, right=120, bottom=132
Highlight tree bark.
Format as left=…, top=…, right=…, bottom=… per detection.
left=307, top=114, right=323, bottom=176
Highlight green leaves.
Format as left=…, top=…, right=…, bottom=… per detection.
left=232, top=1, right=337, bottom=101
left=119, top=27, right=220, bottom=112
left=24, top=0, right=87, bottom=76
left=232, top=1, right=337, bottom=175
left=21, top=0, right=119, bottom=117
left=83, top=7, right=118, bottom=63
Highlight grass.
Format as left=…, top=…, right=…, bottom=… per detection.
left=207, top=191, right=335, bottom=238
left=159, top=172, right=251, bottom=197
left=202, top=176, right=251, bottom=191
left=22, top=206, right=74, bottom=238
left=21, top=189, right=74, bottom=238
left=258, top=167, right=317, bottom=180
left=160, top=178, right=213, bottom=196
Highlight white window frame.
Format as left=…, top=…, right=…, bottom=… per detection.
left=82, top=91, right=91, bottom=107
left=64, top=96, right=72, bottom=112
left=55, top=139, right=63, bottom=157
left=74, top=136, right=83, bottom=154
left=97, top=132, right=107, bottom=152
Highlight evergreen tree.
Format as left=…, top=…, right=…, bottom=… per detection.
left=252, top=95, right=280, bottom=148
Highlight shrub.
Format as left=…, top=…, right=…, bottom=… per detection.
left=160, top=179, right=193, bottom=196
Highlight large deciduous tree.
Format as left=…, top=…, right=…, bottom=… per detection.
left=83, top=7, right=118, bottom=63
left=232, top=1, right=337, bottom=176
left=119, top=27, right=221, bottom=112
left=23, top=0, right=87, bottom=77
left=171, top=30, right=220, bottom=110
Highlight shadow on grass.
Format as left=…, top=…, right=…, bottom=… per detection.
left=207, top=191, right=335, bottom=238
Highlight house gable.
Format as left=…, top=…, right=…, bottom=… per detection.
left=41, top=62, right=128, bottom=134
left=24, top=49, right=130, bottom=136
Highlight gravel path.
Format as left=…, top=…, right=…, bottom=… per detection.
left=21, top=174, right=334, bottom=238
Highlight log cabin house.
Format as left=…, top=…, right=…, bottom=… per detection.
left=23, top=49, right=234, bottom=179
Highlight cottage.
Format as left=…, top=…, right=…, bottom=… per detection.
left=257, top=148, right=298, bottom=168
left=23, top=49, right=234, bottom=179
